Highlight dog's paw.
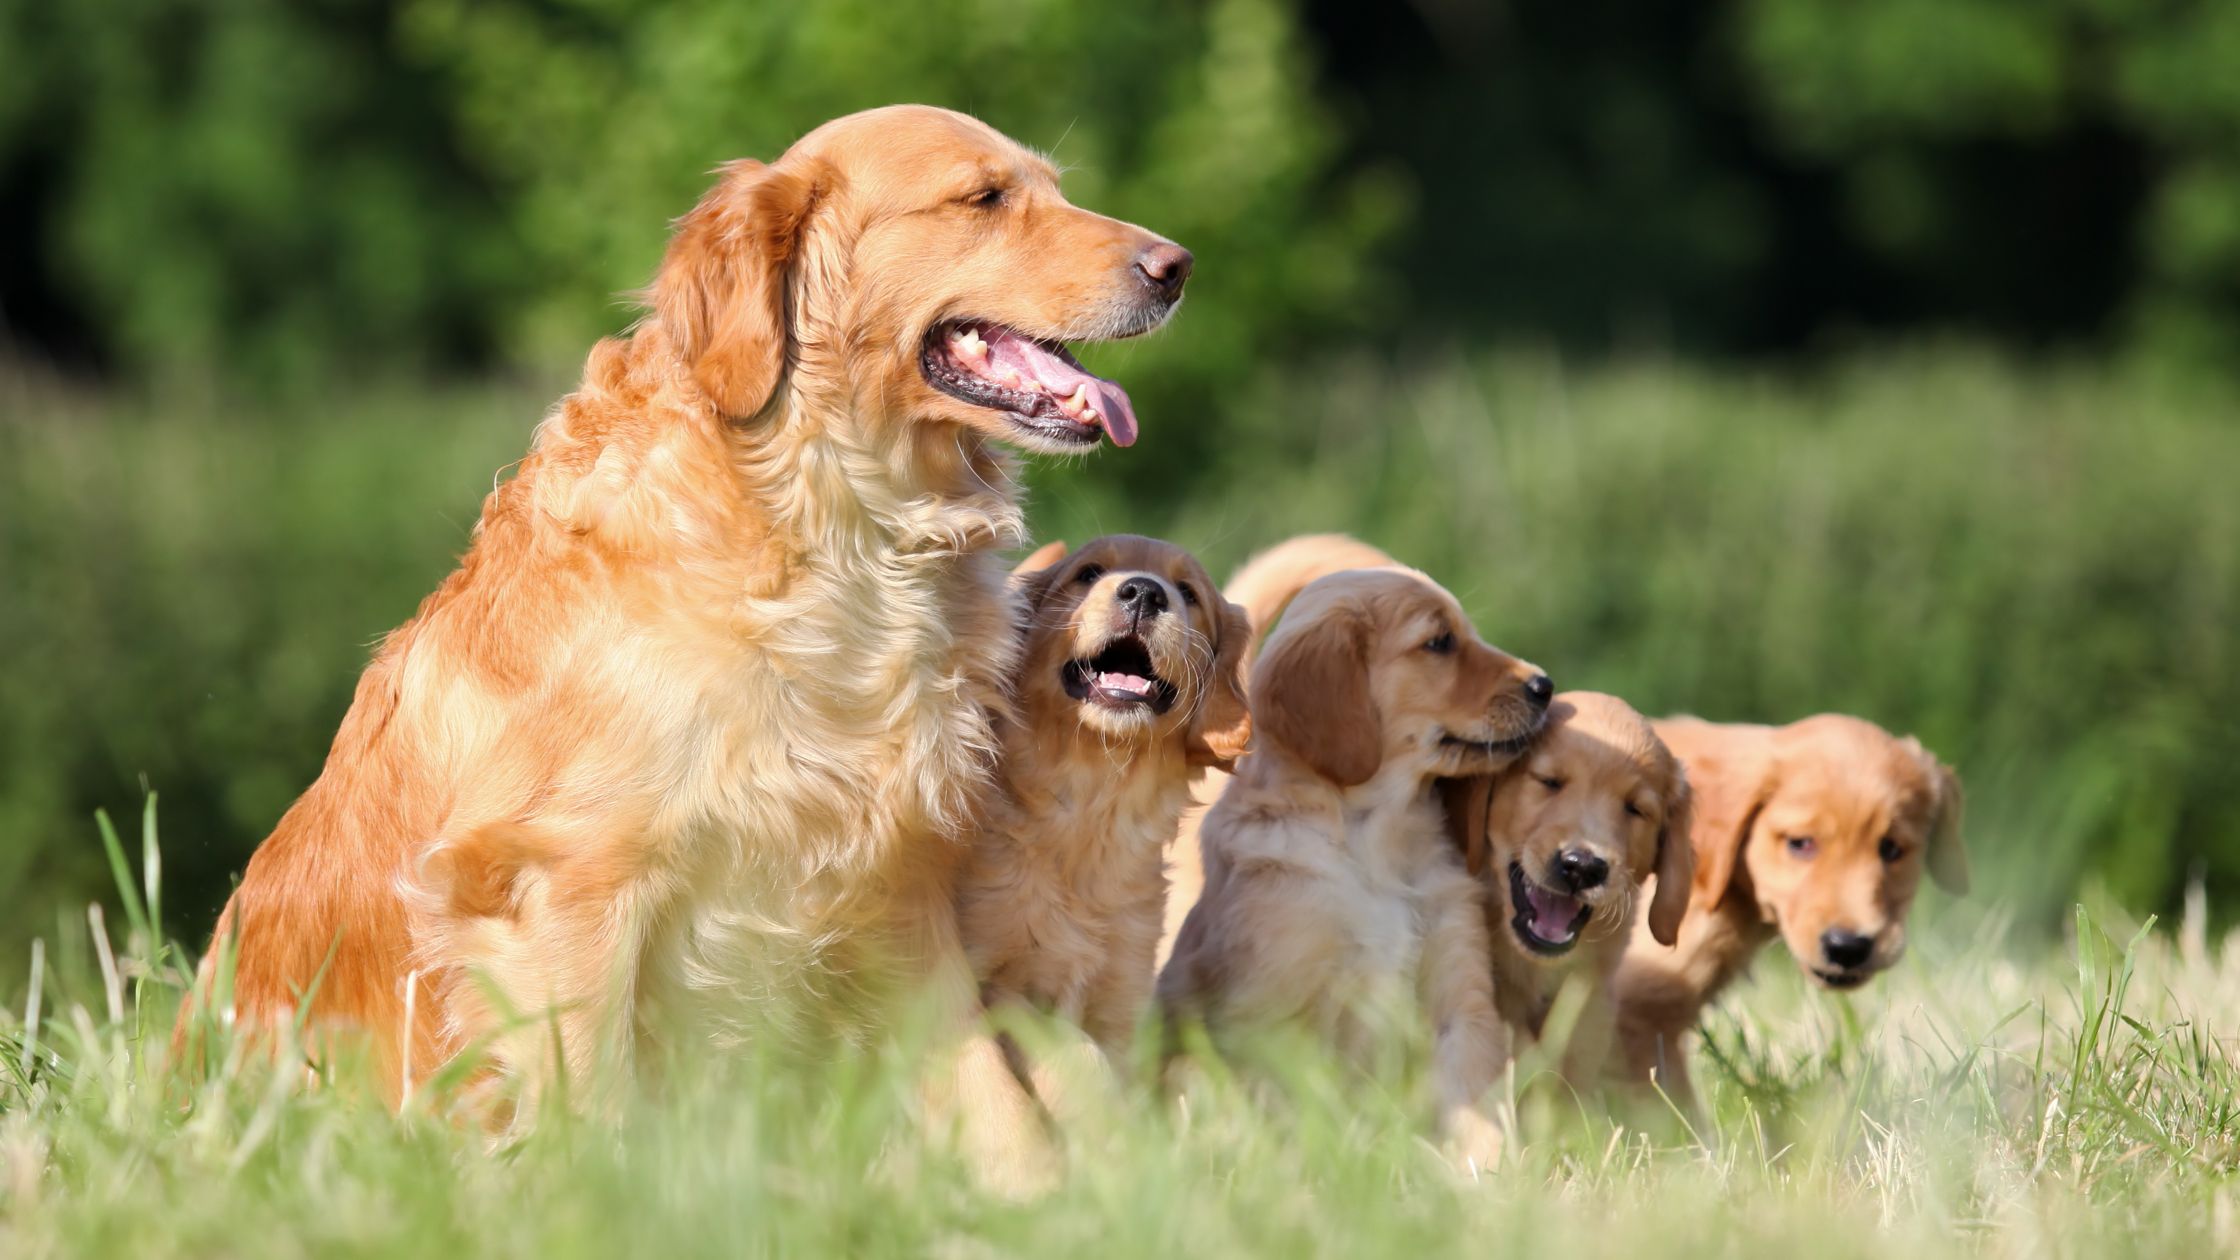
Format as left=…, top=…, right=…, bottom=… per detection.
left=1441, top=1105, right=1508, bottom=1179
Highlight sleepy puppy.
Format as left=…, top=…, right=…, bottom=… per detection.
left=1158, top=561, right=1551, bottom=1166
left=1440, top=692, right=1692, bottom=1091
left=1612, top=715, right=1967, bottom=1107
left=959, top=536, right=1250, bottom=1111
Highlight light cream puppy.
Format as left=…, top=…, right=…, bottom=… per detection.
left=1158, top=559, right=1551, bottom=1165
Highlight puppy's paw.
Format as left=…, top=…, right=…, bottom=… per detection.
left=1441, top=1104, right=1508, bottom=1179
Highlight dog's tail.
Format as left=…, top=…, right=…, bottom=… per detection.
left=1223, top=533, right=1405, bottom=659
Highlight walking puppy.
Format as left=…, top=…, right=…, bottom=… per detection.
left=1440, top=693, right=1692, bottom=1090
left=181, top=105, right=1191, bottom=1191
left=958, top=536, right=1249, bottom=1119
left=1158, top=555, right=1551, bottom=1167
left=1612, top=715, right=1967, bottom=1107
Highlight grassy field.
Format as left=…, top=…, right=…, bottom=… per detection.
left=2, top=347, right=2237, bottom=1254
left=0, top=824, right=2233, bottom=1258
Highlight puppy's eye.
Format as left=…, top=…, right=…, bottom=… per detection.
left=1785, top=835, right=1818, bottom=859
left=1178, top=582, right=1200, bottom=606
left=967, top=187, right=1007, bottom=208
left=1422, top=631, right=1456, bottom=654
left=1624, top=800, right=1645, bottom=820
left=1074, top=564, right=1105, bottom=585
left=1878, top=835, right=1903, bottom=863
left=1535, top=775, right=1565, bottom=793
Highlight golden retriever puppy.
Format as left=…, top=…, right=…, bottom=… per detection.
left=1439, top=693, right=1691, bottom=1091
left=1158, top=562, right=1552, bottom=1167
left=1612, top=715, right=1967, bottom=1107
left=180, top=105, right=1190, bottom=1187
left=1157, top=534, right=1412, bottom=967
left=958, top=536, right=1250, bottom=1115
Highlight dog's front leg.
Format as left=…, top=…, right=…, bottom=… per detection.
left=912, top=895, right=1061, bottom=1197
left=1421, top=868, right=1512, bottom=1174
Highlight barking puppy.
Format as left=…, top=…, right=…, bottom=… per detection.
left=958, top=536, right=1249, bottom=1117
left=1440, top=693, right=1692, bottom=1090
left=1158, top=560, right=1551, bottom=1167
left=178, top=106, right=1189, bottom=1190
left=1612, top=714, right=1967, bottom=1107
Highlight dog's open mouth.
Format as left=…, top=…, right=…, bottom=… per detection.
left=1508, top=861, right=1591, bottom=957
left=1061, top=635, right=1177, bottom=714
left=921, top=321, right=1139, bottom=449
left=1813, top=968, right=1871, bottom=991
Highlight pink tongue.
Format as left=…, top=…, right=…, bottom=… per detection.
left=1099, top=672, right=1155, bottom=696
left=985, top=331, right=1140, bottom=448
left=1526, top=885, right=1582, bottom=941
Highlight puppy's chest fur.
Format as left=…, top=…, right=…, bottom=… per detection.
left=960, top=744, right=1192, bottom=1016
left=1486, top=929, right=1626, bottom=1039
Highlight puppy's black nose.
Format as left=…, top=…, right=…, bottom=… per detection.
left=1555, top=848, right=1608, bottom=892
left=1820, top=929, right=1874, bottom=969
left=1523, top=674, right=1554, bottom=709
left=1135, top=242, right=1193, bottom=302
left=1116, top=575, right=1168, bottom=615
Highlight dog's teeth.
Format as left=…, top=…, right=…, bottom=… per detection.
left=1063, top=382, right=1092, bottom=415
left=1081, top=407, right=1098, bottom=422
left=952, top=328, right=988, bottom=361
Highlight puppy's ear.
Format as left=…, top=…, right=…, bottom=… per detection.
left=653, top=157, right=822, bottom=419
left=1646, top=768, right=1696, bottom=947
left=1012, top=540, right=1070, bottom=582
left=1681, top=725, right=1772, bottom=911
left=1437, top=776, right=1494, bottom=877
left=1186, top=596, right=1255, bottom=771
left=1914, top=744, right=1969, bottom=896
left=1009, top=544, right=1071, bottom=622
left=1253, top=604, right=1380, bottom=787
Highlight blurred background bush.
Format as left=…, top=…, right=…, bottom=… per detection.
left=1, top=0, right=2235, bottom=957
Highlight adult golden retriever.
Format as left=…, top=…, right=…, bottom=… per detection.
left=180, top=106, right=1190, bottom=1184
left=1440, top=692, right=1691, bottom=1090
left=1157, top=545, right=1551, bottom=1168
left=957, top=536, right=1249, bottom=1125
left=1612, top=714, right=1966, bottom=1108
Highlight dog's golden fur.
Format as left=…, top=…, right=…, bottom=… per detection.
left=1440, top=693, right=1691, bottom=1089
left=1613, top=714, right=1966, bottom=1105
left=1158, top=540, right=1548, bottom=1166
left=181, top=106, right=1188, bottom=1185
left=957, top=536, right=1248, bottom=1112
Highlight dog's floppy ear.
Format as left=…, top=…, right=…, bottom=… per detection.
left=1676, top=724, right=1771, bottom=911
left=1437, top=776, right=1494, bottom=877
left=1646, top=768, right=1696, bottom=947
left=1185, top=595, right=1256, bottom=771
left=1009, top=542, right=1072, bottom=624
left=653, top=157, right=822, bottom=420
left=1012, top=540, right=1070, bottom=581
left=1912, top=742, right=1969, bottom=896
left=1253, top=603, right=1380, bottom=787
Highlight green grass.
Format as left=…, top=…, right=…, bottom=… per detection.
left=1, top=811, right=2236, bottom=1257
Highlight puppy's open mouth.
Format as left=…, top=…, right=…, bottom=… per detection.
left=1508, top=861, right=1591, bottom=957
left=921, top=321, right=1139, bottom=449
left=1813, top=968, right=1872, bottom=991
left=1061, top=635, right=1177, bottom=714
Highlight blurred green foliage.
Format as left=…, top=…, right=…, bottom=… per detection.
left=10, top=0, right=2240, bottom=388
left=4, top=350, right=2235, bottom=954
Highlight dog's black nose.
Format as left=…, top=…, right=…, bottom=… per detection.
left=1116, top=575, right=1168, bottom=614
left=1555, top=848, right=1608, bottom=892
left=1135, top=243, right=1194, bottom=302
left=1523, top=674, right=1554, bottom=708
left=1820, top=929, right=1874, bottom=969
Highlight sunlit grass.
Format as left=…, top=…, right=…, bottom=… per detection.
left=2, top=804, right=2236, bottom=1257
